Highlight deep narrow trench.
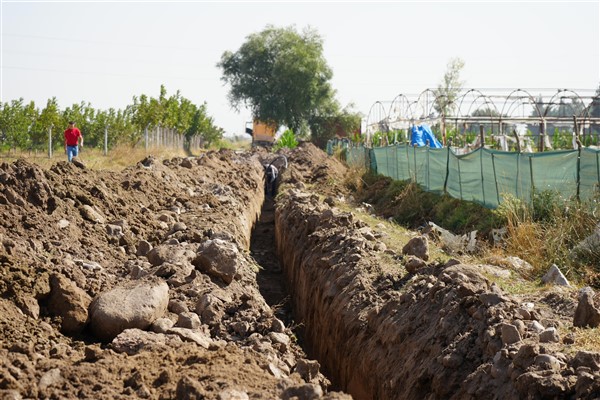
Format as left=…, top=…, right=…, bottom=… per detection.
left=250, top=196, right=341, bottom=391
left=250, top=198, right=291, bottom=324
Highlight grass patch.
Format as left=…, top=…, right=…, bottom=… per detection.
left=570, top=327, right=600, bottom=352
left=0, top=144, right=196, bottom=171
left=357, top=172, right=502, bottom=236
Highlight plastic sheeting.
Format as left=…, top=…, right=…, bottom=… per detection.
left=411, top=124, right=443, bottom=148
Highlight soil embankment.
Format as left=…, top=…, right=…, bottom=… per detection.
left=1, top=143, right=599, bottom=399
left=274, top=143, right=600, bottom=399
left=0, top=150, right=343, bottom=399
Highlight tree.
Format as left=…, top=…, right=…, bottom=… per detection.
left=0, top=99, right=38, bottom=150
left=218, top=25, right=336, bottom=134
left=434, top=58, right=465, bottom=117
left=308, top=102, right=362, bottom=148
left=590, top=84, right=600, bottom=134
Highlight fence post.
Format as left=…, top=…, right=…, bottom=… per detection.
left=491, top=153, right=500, bottom=206
left=441, top=117, right=447, bottom=146
left=479, top=125, right=485, bottom=148
left=443, top=140, right=451, bottom=194
left=539, top=120, right=545, bottom=152
left=48, top=124, right=53, bottom=158
left=104, top=125, right=108, bottom=156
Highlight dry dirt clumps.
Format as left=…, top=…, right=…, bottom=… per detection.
left=0, top=150, right=342, bottom=399
left=278, top=142, right=349, bottom=197
left=275, top=162, right=600, bottom=398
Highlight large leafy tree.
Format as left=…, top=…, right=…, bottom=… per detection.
left=218, top=25, right=336, bottom=133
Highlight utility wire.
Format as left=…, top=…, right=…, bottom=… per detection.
left=2, top=65, right=211, bottom=81
left=4, top=33, right=202, bottom=51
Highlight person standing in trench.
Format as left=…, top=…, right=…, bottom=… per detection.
left=64, top=121, right=84, bottom=162
left=265, top=163, right=278, bottom=198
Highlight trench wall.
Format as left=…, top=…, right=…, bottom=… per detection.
left=274, top=189, right=505, bottom=400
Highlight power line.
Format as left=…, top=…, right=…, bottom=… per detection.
left=4, top=33, right=202, bottom=51
left=2, top=65, right=211, bottom=81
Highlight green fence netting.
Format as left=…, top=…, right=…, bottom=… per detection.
left=343, top=143, right=600, bottom=209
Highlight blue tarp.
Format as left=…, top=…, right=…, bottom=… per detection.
left=411, top=124, right=443, bottom=148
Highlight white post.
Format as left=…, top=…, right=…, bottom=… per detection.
left=104, top=125, right=108, bottom=156
left=145, top=124, right=149, bottom=151
left=48, top=124, right=53, bottom=158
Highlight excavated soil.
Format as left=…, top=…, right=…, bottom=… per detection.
left=1, top=142, right=600, bottom=400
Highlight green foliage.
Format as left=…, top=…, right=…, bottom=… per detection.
left=218, top=25, right=336, bottom=134
left=0, top=85, right=221, bottom=152
left=308, top=103, right=362, bottom=149
left=273, top=129, right=298, bottom=151
left=371, top=131, right=384, bottom=147
left=358, top=172, right=500, bottom=235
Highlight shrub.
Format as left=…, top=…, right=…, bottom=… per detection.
left=273, top=129, right=298, bottom=151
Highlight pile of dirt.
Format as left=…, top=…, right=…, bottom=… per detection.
left=2, top=142, right=599, bottom=400
left=274, top=185, right=600, bottom=399
left=277, top=142, right=349, bottom=197
left=0, top=150, right=346, bottom=399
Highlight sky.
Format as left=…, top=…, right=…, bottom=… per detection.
left=1, top=0, right=599, bottom=137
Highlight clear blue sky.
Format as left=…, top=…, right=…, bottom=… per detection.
left=2, top=0, right=599, bottom=136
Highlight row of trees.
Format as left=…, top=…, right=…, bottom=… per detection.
left=0, top=85, right=224, bottom=152
left=218, top=25, right=362, bottom=148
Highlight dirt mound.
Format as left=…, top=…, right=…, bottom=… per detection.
left=275, top=186, right=600, bottom=399
left=0, top=151, right=345, bottom=399
left=2, top=143, right=599, bottom=400
left=278, top=142, right=348, bottom=196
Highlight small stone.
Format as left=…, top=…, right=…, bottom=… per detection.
left=541, top=264, right=570, bottom=286
left=38, top=368, right=62, bottom=391
left=534, top=354, right=562, bottom=372
left=500, top=323, right=522, bottom=345
left=271, top=318, right=285, bottom=333
left=539, top=327, right=560, bottom=343
left=573, top=287, right=600, bottom=328
left=405, top=256, right=426, bottom=273
left=151, top=318, right=174, bottom=334
left=169, top=222, right=187, bottom=235
left=136, top=240, right=153, bottom=257
left=168, top=299, right=189, bottom=315
left=529, top=320, right=545, bottom=334
left=57, top=219, right=70, bottom=229
left=281, top=384, right=323, bottom=400
left=402, top=236, right=429, bottom=261
left=217, top=389, right=249, bottom=400
left=175, top=312, right=201, bottom=329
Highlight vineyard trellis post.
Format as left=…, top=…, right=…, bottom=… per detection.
left=48, top=124, right=53, bottom=159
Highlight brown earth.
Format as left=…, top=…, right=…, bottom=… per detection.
left=1, top=142, right=599, bottom=400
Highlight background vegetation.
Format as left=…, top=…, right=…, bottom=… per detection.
left=0, top=85, right=224, bottom=153
left=353, top=171, right=600, bottom=287
left=218, top=25, right=361, bottom=148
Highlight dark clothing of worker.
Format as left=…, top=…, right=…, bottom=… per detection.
left=265, top=164, right=278, bottom=198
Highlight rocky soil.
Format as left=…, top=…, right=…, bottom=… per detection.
left=1, top=143, right=599, bottom=400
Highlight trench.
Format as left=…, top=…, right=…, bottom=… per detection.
left=251, top=198, right=289, bottom=322
left=250, top=195, right=344, bottom=393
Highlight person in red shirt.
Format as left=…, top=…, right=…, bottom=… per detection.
left=64, top=121, right=84, bottom=162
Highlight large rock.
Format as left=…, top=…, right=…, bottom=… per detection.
left=47, top=273, right=92, bottom=335
left=573, top=287, right=600, bottom=328
left=88, top=279, right=169, bottom=341
left=193, top=239, right=241, bottom=284
left=402, top=236, right=429, bottom=261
